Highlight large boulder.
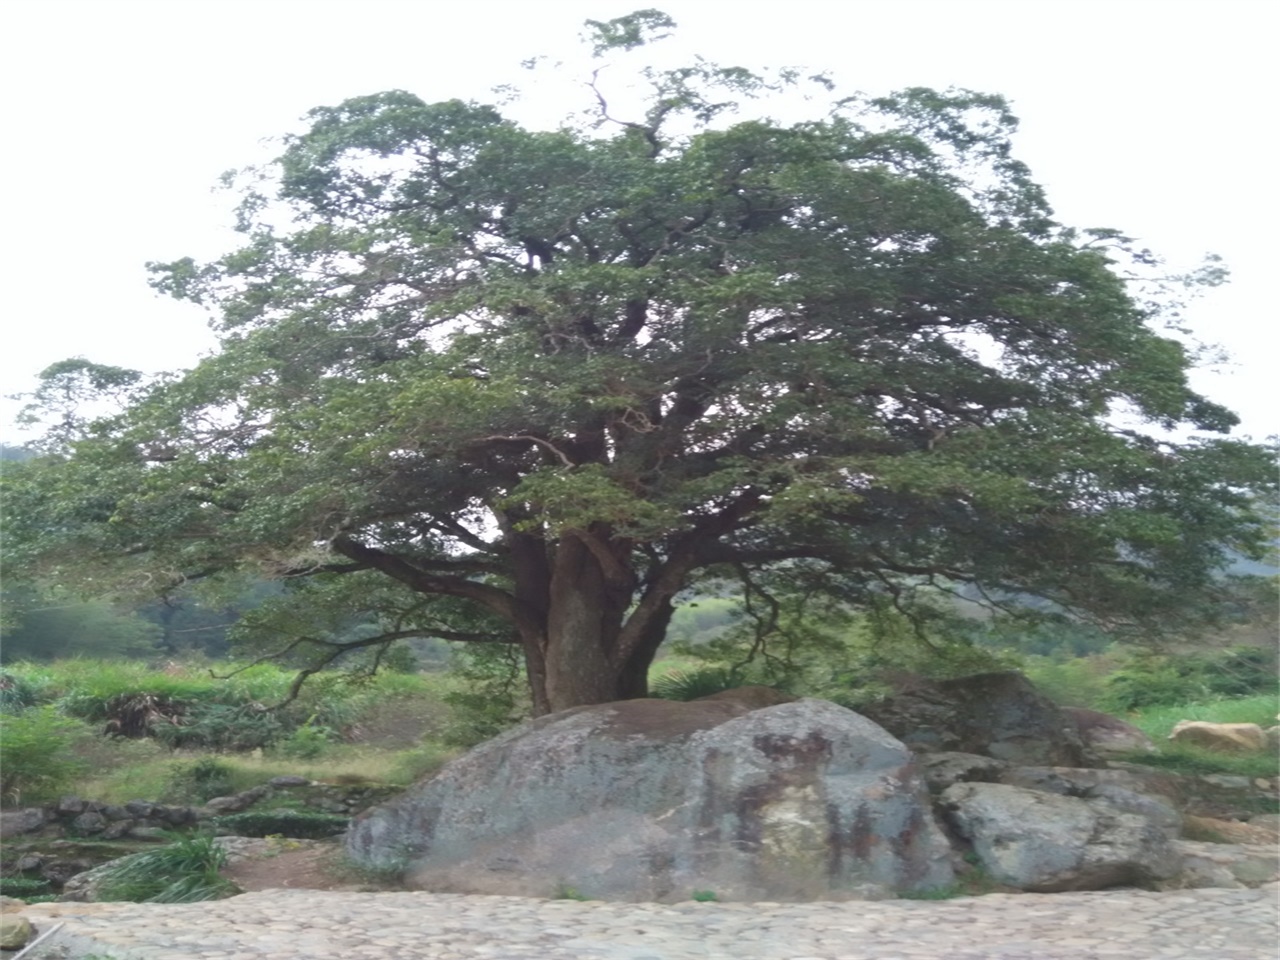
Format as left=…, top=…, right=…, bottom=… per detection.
left=941, top=782, right=1180, bottom=891
left=857, top=671, right=1095, bottom=767
left=347, top=698, right=954, bottom=902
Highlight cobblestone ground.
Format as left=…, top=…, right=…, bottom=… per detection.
left=16, top=887, right=1279, bottom=960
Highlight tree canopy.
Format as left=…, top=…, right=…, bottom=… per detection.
left=3, top=12, right=1274, bottom=714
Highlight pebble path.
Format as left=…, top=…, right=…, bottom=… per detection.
left=16, top=887, right=1279, bottom=960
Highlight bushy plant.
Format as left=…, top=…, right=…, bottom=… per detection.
left=0, top=671, right=41, bottom=713
left=95, top=833, right=238, bottom=903
left=0, top=706, right=86, bottom=806
left=151, top=703, right=287, bottom=751
left=162, top=758, right=236, bottom=803
left=277, top=716, right=336, bottom=759
left=439, top=644, right=529, bottom=747
left=1102, top=647, right=1279, bottom=711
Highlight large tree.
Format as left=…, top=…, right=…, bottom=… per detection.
left=4, top=12, right=1274, bottom=714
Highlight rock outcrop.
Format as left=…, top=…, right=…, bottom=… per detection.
left=347, top=697, right=954, bottom=902
left=857, top=671, right=1095, bottom=767
left=940, top=782, right=1180, bottom=891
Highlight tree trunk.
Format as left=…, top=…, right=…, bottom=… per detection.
left=539, top=536, right=634, bottom=713
left=508, top=525, right=691, bottom=715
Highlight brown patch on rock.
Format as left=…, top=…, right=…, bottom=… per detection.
left=595, top=697, right=755, bottom=739
left=697, top=686, right=798, bottom=709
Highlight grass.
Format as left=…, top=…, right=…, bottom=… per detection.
left=73, top=742, right=459, bottom=805
left=1125, top=694, right=1279, bottom=739
left=95, top=833, right=239, bottom=903
left=1106, top=693, right=1280, bottom=782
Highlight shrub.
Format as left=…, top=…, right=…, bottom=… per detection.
left=276, top=715, right=336, bottom=759
left=150, top=703, right=287, bottom=751
left=0, top=706, right=85, bottom=806
left=96, top=833, right=238, bottom=903
left=0, top=671, right=41, bottom=713
left=162, top=758, right=236, bottom=804
left=1102, top=647, right=1279, bottom=712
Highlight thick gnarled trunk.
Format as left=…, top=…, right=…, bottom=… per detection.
left=517, top=534, right=675, bottom=715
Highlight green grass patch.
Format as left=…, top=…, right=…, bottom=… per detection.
left=1125, top=694, right=1280, bottom=739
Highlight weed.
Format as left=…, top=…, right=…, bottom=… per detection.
left=690, top=889, right=719, bottom=902
left=554, top=884, right=592, bottom=901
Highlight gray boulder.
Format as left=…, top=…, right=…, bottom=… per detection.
left=1063, top=706, right=1157, bottom=755
left=857, top=671, right=1096, bottom=767
left=999, top=766, right=1181, bottom=837
left=347, top=698, right=954, bottom=902
left=941, top=782, right=1180, bottom=891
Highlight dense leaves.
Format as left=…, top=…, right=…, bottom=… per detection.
left=3, top=12, right=1274, bottom=712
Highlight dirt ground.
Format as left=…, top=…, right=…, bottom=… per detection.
left=218, top=840, right=403, bottom=893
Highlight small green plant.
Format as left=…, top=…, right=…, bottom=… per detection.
left=651, top=667, right=745, bottom=702
left=278, top=715, right=335, bottom=759
left=96, top=833, right=239, bottom=903
left=690, top=889, right=719, bottom=902
left=0, top=705, right=86, bottom=806
left=554, top=884, right=592, bottom=901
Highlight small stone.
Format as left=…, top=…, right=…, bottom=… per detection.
left=270, top=775, right=311, bottom=787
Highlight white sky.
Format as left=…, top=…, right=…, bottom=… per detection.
left=1, top=0, right=1275, bottom=441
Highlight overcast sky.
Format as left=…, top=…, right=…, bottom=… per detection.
left=2, top=0, right=1274, bottom=441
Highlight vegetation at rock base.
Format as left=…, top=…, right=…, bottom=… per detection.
left=1, top=10, right=1276, bottom=717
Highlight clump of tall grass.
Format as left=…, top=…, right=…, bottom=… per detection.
left=95, top=833, right=238, bottom=903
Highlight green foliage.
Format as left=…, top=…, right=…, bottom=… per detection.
left=651, top=667, right=747, bottom=701
left=0, top=670, right=41, bottom=713
left=162, top=758, right=236, bottom=803
left=1124, top=744, right=1279, bottom=783
left=276, top=715, right=336, bottom=759
left=0, top=876, right=53, bottom=899
left=209, top=810, right=349, bottom=839
left=0, top=705, right=85, bottom=806
left=1021, top=655, right=1117, bottom=709
left=1125, top=693, right=1280, bottom=738
left=1102, top=647, right=1278, bottom=711
left=0, top=586, right=163, bottom=662
left=439, top=643, right=529, bottom=747
left=95, top=833, right=238, bottom=903
left=690, top=889, right=719, bottom=902
left=3, top=13, right=1274, bottom=714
